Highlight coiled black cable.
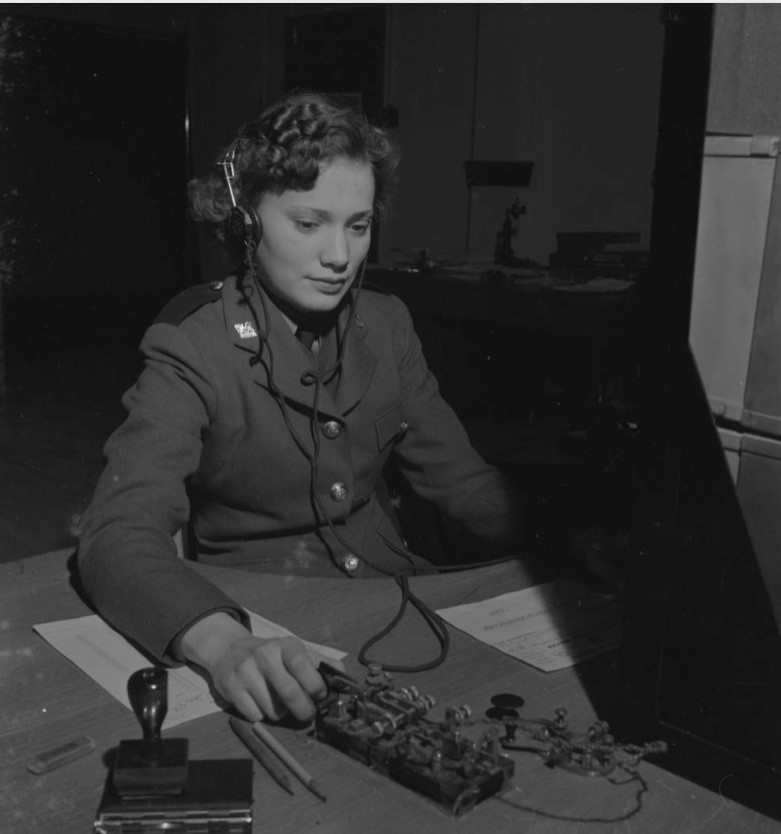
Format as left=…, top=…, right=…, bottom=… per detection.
left=239, top=256, right=518, bottom=674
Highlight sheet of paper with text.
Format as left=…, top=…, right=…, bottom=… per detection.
left=437, top=580, right=623, bottom=672
left=33, top=610, right=346, bottom=727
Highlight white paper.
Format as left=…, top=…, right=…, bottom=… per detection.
left=437, top=580, right=622, bottom=672
left=33, top=610, right=346, bottom=728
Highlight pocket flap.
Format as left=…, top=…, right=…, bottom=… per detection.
left=375, top=404, right=404, bottom=450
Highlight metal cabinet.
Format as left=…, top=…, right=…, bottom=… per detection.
left=690, top=133, right=781, bottom=427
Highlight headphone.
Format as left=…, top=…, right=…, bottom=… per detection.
left=220, top=145, right=263, bottom=250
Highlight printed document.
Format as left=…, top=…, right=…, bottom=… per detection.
left=34, top=611, right=346, bottom=728
left=437, top=580, right=622, bottom=672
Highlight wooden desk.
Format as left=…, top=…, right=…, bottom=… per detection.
left=2, top=550, right=779, bottom=833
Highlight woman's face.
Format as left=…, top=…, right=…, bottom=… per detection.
left=254, top=158, right=375, bottom=316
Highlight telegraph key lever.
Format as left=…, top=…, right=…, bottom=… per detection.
left=111, top=667, right=189, bottom=796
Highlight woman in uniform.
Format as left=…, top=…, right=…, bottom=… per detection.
left=77, top=90, right=524, bottom=726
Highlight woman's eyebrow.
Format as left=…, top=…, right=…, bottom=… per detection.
left=287, top=207, right=374, bottom=221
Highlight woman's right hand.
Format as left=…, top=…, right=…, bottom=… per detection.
left=179, top=612, right=339, bottom=723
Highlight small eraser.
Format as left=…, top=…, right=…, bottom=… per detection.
left=27, top=736, right=95, bottom=774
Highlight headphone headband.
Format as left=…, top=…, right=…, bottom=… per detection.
left=220, top=146, right=239, bottom=208
left=219, top=143, right=262, bottom=249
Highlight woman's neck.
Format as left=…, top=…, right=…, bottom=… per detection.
left=253, top=276, right=343, bottom=335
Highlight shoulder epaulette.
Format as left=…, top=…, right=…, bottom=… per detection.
left=154, top=281, right=223, bottom=325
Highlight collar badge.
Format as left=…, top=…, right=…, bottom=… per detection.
left=234, top=321, right=258, bottom=339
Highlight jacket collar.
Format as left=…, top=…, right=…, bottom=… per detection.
left=222, top=274, right=377, bottom=416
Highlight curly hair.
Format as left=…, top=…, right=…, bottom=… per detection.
left=188, top=90, right=399, bottom=234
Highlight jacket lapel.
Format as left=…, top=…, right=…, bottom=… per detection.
left=224, top=276, right=265, bottom=359
left=331, top=308, right=377, bottom=415
left=222, top=277, right=377, bottom=417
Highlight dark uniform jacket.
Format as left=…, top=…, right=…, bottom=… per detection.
left=77, top=275, right=523, bottom=663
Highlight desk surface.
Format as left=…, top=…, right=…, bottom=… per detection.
left=2, top=550, right=779, bottom=834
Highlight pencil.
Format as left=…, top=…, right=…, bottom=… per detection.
left=228, top=717, right=294, bottom=795
left=251, top=720, right=327, bottom=802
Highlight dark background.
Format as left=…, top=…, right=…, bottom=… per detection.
left=1, top=2, right=780, bottom=818
left=0, top=3, right=664, bottom=560
left=1, top=12, right=188, bottom=371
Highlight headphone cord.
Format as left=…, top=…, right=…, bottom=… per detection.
left=357, top=573, right=450, bottom=672
left=240, top=262, right=517, bottom=674
left=240, top=261, right=401, bottom=578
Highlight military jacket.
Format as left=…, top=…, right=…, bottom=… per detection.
left=77, top=275, right=522, bottom=662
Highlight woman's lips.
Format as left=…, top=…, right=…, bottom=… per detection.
left=307, top=276, right=349, bottom=293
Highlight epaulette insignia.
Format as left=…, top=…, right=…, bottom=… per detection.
left=154, top=282, right=223, bottom=325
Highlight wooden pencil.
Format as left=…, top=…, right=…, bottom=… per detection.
left=251, top=720, right=327, bottom=802
left=228, top=717, right=294, bottom=795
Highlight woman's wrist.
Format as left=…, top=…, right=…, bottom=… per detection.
left=179, top=611, right=251, bottom=670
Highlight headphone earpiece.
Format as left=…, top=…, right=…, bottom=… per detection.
left=220, top=144, right=263, bottom=250
left=226, top=204, right=262, bottom=250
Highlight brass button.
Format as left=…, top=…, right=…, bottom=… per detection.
left=342, top=553, right=360, bottom=573
left=322, top=420, right=341, bottom=440
left=329, top=482, right=348, bottom=502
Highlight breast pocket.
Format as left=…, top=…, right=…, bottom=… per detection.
left=374, top=404, right=408, bottom=451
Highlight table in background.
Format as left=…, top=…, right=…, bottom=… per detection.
left=2, top=550, right=778, bottom=834
left=368, top=267, right=640, bottom=423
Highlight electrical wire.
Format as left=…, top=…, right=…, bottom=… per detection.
left=496, top=765, right=649, bottom=824
left=240, top=252, right=519, bottom=674
left=356, top=572, right=451, bottom=672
